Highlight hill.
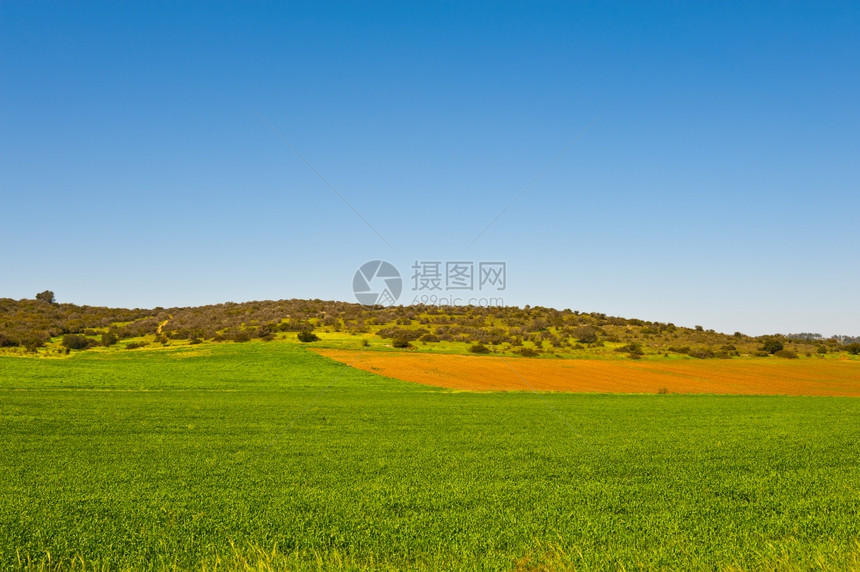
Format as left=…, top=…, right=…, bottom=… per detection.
left=2, top=293, right=859, bottom=361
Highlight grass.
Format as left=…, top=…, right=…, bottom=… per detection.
left=1, top=342, right=860, bottom=570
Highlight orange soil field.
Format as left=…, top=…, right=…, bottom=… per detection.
left=314, top=349, right=860, bottom=396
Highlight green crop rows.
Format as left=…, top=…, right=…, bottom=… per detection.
left=1, top=343, right=859, bottom=570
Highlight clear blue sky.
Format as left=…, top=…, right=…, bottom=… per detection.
left=2, top=1, right=858, bottom=336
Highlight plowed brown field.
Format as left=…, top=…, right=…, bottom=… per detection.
left=314, top=349, right=860, bottom=396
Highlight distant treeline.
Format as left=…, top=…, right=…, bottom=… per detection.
left=1, top=291, right=859, bottom=358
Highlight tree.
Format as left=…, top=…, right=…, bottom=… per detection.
left=35, top=290, right=55, bottom=304
left=760, top=339, right=784, bottom=354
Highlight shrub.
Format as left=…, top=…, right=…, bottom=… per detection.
left=689, top=349, right=715, bottom=359
left=0, top=334, right=18, bottom=348
left=62, top=334, right=90, bottom=350
left=845, top=343, right=860, bottom=355
left=256, top=324, right=275, bottom=339
left=469, top=343, right=490, bottom=354
left=280, top=320, right=314, bottom=333
left=125, top=341, right=149, bottom=350
left=189, top=337, right=203, bottom=345
left=516, top=347, right=540, bottom=357
left=391, top=339, right=411, bottom=348
left=614, top=343, right=643, bottom=356
left=419, top=334, right=440, bottom=343
left=23, top=336, right=45, bottom=351
left=101, top=331, right=118, bottom=347
left=297, top=331, right=320, bottom=343
left=774, top=349, right=798, bottom=359
left=572, top=326, right=598, bottom=344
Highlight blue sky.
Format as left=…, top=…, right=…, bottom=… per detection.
left=1, top=1, right=858, bottom=336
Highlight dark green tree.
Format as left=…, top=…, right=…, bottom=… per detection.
left=760, top=339, right=784, bottom=354
left=35, top=290, right=55, bottom=304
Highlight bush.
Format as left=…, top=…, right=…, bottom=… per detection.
left=516, top=347, right=539, bottom=357
left=256, top=324, right=275, bottom=339
left=469, top=343, right=490, bottom=354
left=125, top=341, right=149, bottom=350
left=689, top=349, right=715, bottom=359
left=189, top=337, right=203, bottom=345
left=62, top=334, right=90, bottom=350
left=419, top=334, right=440, bottom=343
left=845, top=343, right=860, bottom=355
left=297, top=331, right=320, bottom=343
left=774, top=349, right=798, bottom=359
left=101, top=331, right=118, bottom=347
left=572, top=326, right=598, bottom=344
left=22, top=336, right=45, bottom=351
left=391, top=339, right=411, bottom=348
left=0, top=334, right=18, bottom=348
left=614, top=343, right=643, bottom=356
left=377, top=327, right=428, bottom=342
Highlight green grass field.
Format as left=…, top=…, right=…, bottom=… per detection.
left=2, top=342, right=859, bottom=570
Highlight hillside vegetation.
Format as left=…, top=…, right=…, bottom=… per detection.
left=2, top=292, right=858, bottom=360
